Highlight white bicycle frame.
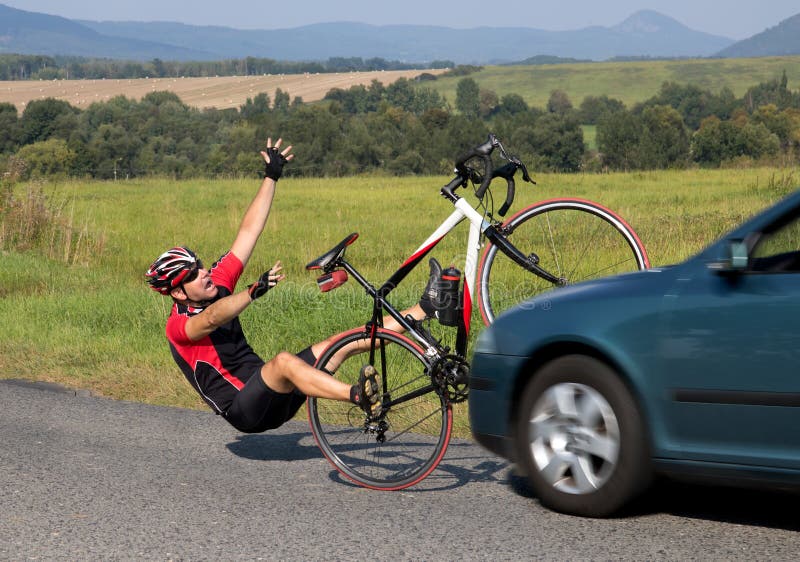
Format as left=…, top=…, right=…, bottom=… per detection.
left=396, top=198, right=491, bottom=339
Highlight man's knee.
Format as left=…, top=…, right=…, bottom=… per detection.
left=261, top=351, right=301, bottom=393
left=273, top=351, right=302, bottom=373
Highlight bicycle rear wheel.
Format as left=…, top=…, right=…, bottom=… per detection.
left=308, top=328, right=452, bottom=490
left=478, top=198, right=650, bottom=325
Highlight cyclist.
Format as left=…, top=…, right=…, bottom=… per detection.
left=146, top=138, right=440, bottom=433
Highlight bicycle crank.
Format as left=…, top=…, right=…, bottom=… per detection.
left=430, top=354, right=470, bottom=403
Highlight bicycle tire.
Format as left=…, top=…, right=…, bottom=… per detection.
left=477, top=198, right=650, bottom=325
left=308, top=327, right=453, bottom=490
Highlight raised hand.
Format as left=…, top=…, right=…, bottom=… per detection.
left=260, top=137, right=294, bottom=181
left=248, top=260, right=285, bottom=300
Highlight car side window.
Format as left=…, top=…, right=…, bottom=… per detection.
left=750, top=214, right=800, bottom=273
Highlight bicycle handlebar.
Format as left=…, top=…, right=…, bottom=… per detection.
left=443, top=133, right=535, bottom=216
left=454, top=133, right=498, bottom=199
left=491, top=162, right=518, bottom=216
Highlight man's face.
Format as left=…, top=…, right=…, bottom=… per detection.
left=174, top=263, right=218, bottom=302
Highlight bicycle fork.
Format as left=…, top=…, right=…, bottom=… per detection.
left=448, top=195, right=566, bottom=288
left=484, top=224, right=567, bottom=286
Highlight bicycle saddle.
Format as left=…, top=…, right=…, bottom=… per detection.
left=306, top=233, right=359, bottom=272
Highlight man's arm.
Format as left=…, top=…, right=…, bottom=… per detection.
left=230, top=138, right=293, bottom=267
left=230, top=176, right=276, bottom=267
left=183, top=266, right=283, bottom=341
left=184, top=290, right=253, bottom=341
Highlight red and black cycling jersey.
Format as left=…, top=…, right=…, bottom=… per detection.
left=165, top=251, right=264, bottom=415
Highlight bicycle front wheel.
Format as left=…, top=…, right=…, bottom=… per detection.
left=308, top=328, right=452, bottom=490
left=477, top=198, right=650, bottom=325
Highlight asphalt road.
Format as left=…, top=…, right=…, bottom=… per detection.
left=1, top=379, right=798, bottom=560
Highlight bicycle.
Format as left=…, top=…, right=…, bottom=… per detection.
left=304, top=134, right=650, bottom=490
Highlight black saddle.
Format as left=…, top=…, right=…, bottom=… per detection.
left=306, top=233, right=359, bottom=272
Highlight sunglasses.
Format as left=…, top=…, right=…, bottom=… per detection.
left=181, top=260, right=204, bottom=285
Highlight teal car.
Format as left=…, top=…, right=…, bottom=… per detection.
left=469, top=190, right=800, bottom=517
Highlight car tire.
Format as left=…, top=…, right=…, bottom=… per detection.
left=514, top=355, right=651, bottom=517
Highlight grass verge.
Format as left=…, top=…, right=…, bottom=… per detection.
left=1, top=169, right=797, bottom=437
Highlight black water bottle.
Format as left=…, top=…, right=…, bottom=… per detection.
left=435, top=265, right=461, bottom=327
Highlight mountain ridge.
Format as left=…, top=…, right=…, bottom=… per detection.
left=2, top=4, right=796, bottom=64
left=76, top=11, right=735, bottom=63
left=716, top=13, right=800, bottom=58
left=0, top=4, right=213, bottom=60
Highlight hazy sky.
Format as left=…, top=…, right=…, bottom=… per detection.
left=4, top=0, right=798, bottom=40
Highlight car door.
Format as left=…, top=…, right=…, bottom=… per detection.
left=657, top=212, right=800, bottom=469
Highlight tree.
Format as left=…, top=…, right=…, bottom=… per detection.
left=529, top=113, right=585, bottom=172
left=240, top=93, right=271, bottom=120
left=18, top=98, right=78, bottom=145
left=87, top=123, right=143, bottom=179
left=273, top=88, right=291, bottom=113
left=752, top=104, right=795, bottom=148
left=743, top=71, right=795, bottom=111
left=736, top=122, right=781, bottom=161
left=691, top=117, right=780, bottom=166
left=547, top=90, right=573, bottom=116
left=579, top=95, right=625, bottom=125
left=597, top=112, right=642, bottom=170
left=141, top=91, right=185, bottom=107
left=479, top=89, right=499, bottom=119
left=691, top=117, right=726, bottom=166
left=410, top=88, right=446, bottom=115
left=637, top=105, right=690, bottom=169
left=0, top=102, right=19, bottom=153
left=498, top=94, right=529, bottom=115
left=15, top=138, right=76, bottom=179
left=420, top=108, right=450, bottom=131
left=786, top=108, right=800, bottom=155
left=151, top=58, right=167, bottom=78
left=455, top=78, right=480, bottom=118
left=386, top=78, right=415, bottom=112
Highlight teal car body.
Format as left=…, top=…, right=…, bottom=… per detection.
left=470, top=190, right=800, bottom=490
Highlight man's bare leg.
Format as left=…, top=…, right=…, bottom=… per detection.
left=307, top=303, right=428, bottom=372
left=260, top=351, right=351, bottom=399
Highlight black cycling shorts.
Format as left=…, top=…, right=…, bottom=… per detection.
left=223, top=347, right=316, bottom=433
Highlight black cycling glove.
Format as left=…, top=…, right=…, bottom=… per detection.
left=263, top=147, right=288, bottom=181
left=248, top=270, right=275, bottom=300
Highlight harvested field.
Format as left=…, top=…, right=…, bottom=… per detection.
left=0, top=69, right=444, bottom=111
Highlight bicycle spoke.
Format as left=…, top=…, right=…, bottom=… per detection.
left=383, top=407, right=443, bottom=444
left=572, top=255, right=640, bottom=282
left=541, top=211, right=562, bottom=277
left=479, top=200, right=648, bottom=325
left=566, top=214, right=605, bottom=281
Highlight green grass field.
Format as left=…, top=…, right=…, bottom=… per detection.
left=427, top=56, right=800, bottom=108
left=1, top=168, right=798, bottom=435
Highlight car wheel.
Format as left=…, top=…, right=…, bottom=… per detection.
left=514, top=355, right=651, bottom=517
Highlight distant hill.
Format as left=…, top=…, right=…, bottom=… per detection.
left=80, top=11, right=734, bottom=63
left=716, top=13, right=800, bottom=57
left=0, top=4, right=214, bottom=60
left=1, top=4, right=736, bottom=63
left=507, top=55, right=592, bottom=66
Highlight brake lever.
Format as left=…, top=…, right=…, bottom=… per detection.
left=519, top=162, right=536, bottom=184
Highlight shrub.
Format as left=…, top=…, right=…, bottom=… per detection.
left=0, top=163, right=104, bottom=264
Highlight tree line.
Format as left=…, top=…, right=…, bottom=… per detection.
left=592, top=72, right=800, bottom=169
left=0, top=54, right=454, bottom=81
left=1, top=72, right=799, bottom=182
